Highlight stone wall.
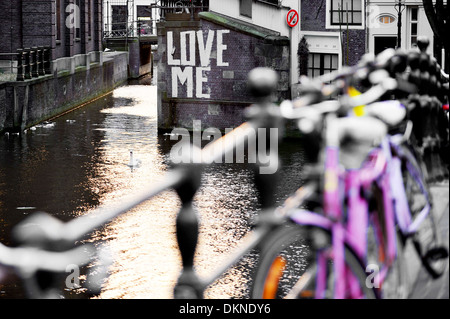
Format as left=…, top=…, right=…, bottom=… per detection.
left=0, top=52, right=128, bottom=133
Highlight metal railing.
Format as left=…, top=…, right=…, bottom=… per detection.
left=103, top=20, right=158, bottom=38
left=0, top=47, right=52, bottom=82
left=103, top=0, right=209, bottom=40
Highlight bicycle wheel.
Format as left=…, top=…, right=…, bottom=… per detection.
left=250, top=224, right=378, bottom=299
left=401, top=145, right=447, bottom=278
left=366, top=223, right=409, bottom=299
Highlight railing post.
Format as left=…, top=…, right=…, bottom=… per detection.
left=44, top=46, right=51, bottom=74
left=16, top=49, right=24, bottom=81
left=38, top=46, right=45, bottom=76
left=246, top=68, right=283, bottom=211
left=173, top=163, right=203, bottom=299
left=31, top=47, right=39, bottom=77
left=24, top=48, right=32, bottom=80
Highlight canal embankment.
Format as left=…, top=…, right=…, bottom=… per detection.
left=0, top=51, right=128, bottom=134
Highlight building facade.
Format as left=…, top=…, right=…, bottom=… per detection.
left=0, top=1, right=129, bottom=134
left=0, top=0, right=103, bottom=75
left=367, top=0, right=446, bottom=70
left=300, top=0, right=366, bottom=79
left=156, top=0, right=293, bottom=131
left=103, top=0, right=161, bottom=38
left=208, top=0, right=368, bottom=89
left=209, top=0, right=302, bottom=89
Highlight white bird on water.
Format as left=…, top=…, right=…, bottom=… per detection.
left=127, top=150, right=142, bottom=168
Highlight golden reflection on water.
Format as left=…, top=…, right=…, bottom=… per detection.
left=83, top=85, right=258, bottom=299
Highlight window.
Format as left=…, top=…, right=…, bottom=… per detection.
left=111, top=5, right=127, bottom=32
left=330, top=0, right=363, bottom=26
left=56, top=0, right=61, bottom=41
left=240, top=0, right=252, bottom=18
left=258, top=0, right=279, bottom=5
left=88, top=0, right=92, bottom=38
left=378, top=15, right=395, bottom=24
left=137, top=6, right=153, bottom=35
left=308, top=53, right=339, bottom=78
left=410, top=7, right=418, bottom=47
left=75, top=0, right=81, bottom=39
left=375, top=37, right=397, bottom=55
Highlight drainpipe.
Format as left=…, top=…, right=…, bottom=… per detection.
left=365, top=0, right=370, bottom=53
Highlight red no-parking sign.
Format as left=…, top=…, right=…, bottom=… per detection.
left=287, top=9, right=299, bottom=28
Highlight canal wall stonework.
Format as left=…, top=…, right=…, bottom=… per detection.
left=0, top=52, right=128, bottom=133
left=156, top=12, right=290, bottom=131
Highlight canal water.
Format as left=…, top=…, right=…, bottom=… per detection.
left=0, top=76, right=306, bottom=299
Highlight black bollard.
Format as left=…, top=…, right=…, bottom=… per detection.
left=16, top=49, right=24, bottom=81
left=31, top=47, right=39, bottom=77
left=38, top=46, right=45, bottom=76
left=44, top=47, right=51, bottom=74
left=246, top=68, right=284, bottom=214
left=173, top=156, right=203, bottom=299
left=24, top=48, right=32, bottom=80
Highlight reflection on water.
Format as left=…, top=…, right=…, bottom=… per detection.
left=0, top=80, right=305, bottom=299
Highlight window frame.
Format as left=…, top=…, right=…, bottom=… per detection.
left=307, top=52, right=339, bottom=79
left=240, top=0, right=252, bottom=19
left=409, top=7, right=419, bottom=48
left=378, top=14, right=396, bottom=25
left=75, top=0, right=81, bottom=40
left=326, top=0, right=365, bottom=30
left=56, top=0, right=62, bottom=42
left=87, top=0, right=92, bottom=38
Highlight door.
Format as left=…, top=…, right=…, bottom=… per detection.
left=374, top=37, right=397, bottom=55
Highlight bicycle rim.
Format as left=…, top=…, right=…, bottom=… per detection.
left=250, top=225, right=310, bottom=299
left=250, top=225, right=378, bottom=299
left=367, top=224, right=409, bottom=298
left=402, top=146, right=446, bottom=277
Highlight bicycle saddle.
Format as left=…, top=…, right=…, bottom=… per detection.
left=337, top=117, right=388, bottom=170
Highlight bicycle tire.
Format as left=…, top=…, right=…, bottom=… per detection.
left=250, top=224, right=378, bottom=299
left=367, top=223, right=409, bottom=299
left=400, top=144, right=447, bottom=278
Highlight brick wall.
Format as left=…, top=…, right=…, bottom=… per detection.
left=0, top=0, right=102, bottom=61
left=0, top=0, right=22, bottom=55
left=0, top=52, right=128, bottom=133
left=301, top=0, right=327, bottom=32
left=157, top=13, right=290, bottom=131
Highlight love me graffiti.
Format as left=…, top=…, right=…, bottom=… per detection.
left=167, top=29, right=230, bottom=99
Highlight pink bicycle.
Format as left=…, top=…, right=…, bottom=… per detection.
left=250, top=50, right=448, bottom=299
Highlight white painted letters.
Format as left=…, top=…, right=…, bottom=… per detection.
left=197, top=30, right=215, bottom=67
left=172, top=67, right=194, bottom=98
left=167, top=31, right=181, bottom=66
left=217, top=30, right=230, bottom=67
left=180, top=31, right=196, bottom=66
left=196, top=67, right=210, bottom=98
left=167, top=29, right=229, bottom=98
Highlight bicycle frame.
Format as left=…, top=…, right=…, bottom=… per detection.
left=288, top=121, right=434, bottom=299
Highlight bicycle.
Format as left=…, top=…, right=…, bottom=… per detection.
left=250, top=47, right=449, bottom=299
